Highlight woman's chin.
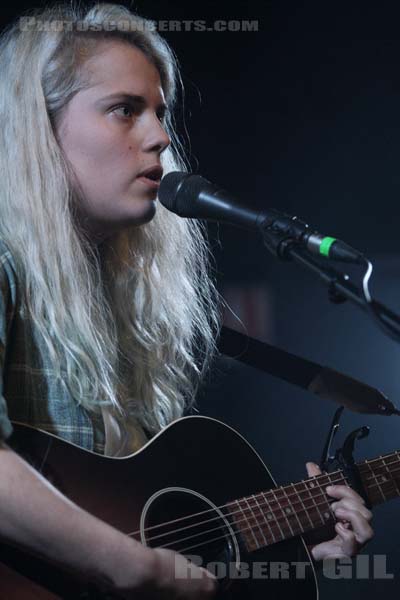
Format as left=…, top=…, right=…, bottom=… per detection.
left=130, top=199, right=157, bottom=226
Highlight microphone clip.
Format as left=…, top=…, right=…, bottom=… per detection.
left=259, top=212, right=306, bottom=261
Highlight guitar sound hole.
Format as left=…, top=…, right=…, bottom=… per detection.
left=141, top=488, right=239, bottom=582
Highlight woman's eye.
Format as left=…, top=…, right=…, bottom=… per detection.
left=157, top=108, right=168, bottom=124
left=112, top=104, right=134, bottom=119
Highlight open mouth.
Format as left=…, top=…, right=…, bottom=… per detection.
left=138, top=165, right=163, bottom=185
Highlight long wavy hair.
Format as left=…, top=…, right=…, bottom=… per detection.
left=0, top=2, right=220, bottom=434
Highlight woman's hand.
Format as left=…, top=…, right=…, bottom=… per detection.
left=305, top=462, right=374, bottom=561
left=109, top=545, right=218, bottom=600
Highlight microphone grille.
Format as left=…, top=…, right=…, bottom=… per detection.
left=158, top=171, right=189, bottom=214
left=159, top=171, right=212, bottom=217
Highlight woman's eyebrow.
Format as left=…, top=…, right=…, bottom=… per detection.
left=98, top=92, right=167, bottom=113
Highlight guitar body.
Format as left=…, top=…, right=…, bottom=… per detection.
left=1, top=416, right=318, bottom=599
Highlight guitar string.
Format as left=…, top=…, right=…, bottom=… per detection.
left=129, top=455, right=400, bottom=535
left=148, top=496, right=335, bottom=552
left=358, top=453, right=400, bottom=470
left=159, top=493, right=345, bottom=555
left=125, top=471, right=346, bottom=540
left=124, top=463, right=398, bottom=550
left=160, top=470, right=397, bottom=556
left=125, top=457, right=399, bottom=544
left=168, top=521, right=311, bottom=556
left=139, top=484, right=341, bottom=546
left=360, top=464, right=400, bottom=481
left=127, top=480, right=346, bottom=548
left=359, top=460, right=400, bottom=496
left=359, top=452, right=400, bottom=467
left=168, top=461, right=400, bottom=556
left=161, top=471, right=399, bottom=556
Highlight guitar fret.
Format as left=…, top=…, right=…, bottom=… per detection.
left=260, top=492, right=278, bottom=543
left=381, top=456, right=400, bottom=497
left=287, top=482, right=314, bottom=530
left=244, top=497, right=267, bottom=548
left=251, top=494, right=274, bottom=546
left=379, top=481, right=396, bottom=497
left=280, top=485, right=304, bottom=534
left=263, top=490, right=286, bottom=541
left=302, top=478, right=326, bottom=526
left=358, top=451, right=400, bottom=506
left=226, top=449, right=400, bottom=557
left=270, top=488, right=295, bottom=537
left=233, top=499, right=260, bottom=551
left=365, top=460, right=386, bottom=503
left=224, top=447, right=400, bottom=558
left=392, top=452, right=400, bottom=495
left=325, top=471, right=347, bottom=490
left=364, top=456, right=400, bottom=503
left=305, top=476, right=334, bottom=527
left=315, top=475, right=336, bottom=524
left=292, top=480, right=322, bottom=528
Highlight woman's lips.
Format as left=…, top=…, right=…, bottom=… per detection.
left=136, top=175, right=161, bottom=190
left=136, top=165, right=163, bottom=191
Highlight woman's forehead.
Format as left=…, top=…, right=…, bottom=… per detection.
left=77, top=40, right=165, bottom=103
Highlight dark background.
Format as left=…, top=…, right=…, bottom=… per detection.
left=2, top=1, right=400, bottom=598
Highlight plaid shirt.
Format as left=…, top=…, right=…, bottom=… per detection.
left=0, top=240, right=106, bottom=453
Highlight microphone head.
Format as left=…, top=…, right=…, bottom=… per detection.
left=158, top=171, right=213, bottom=218
left=158, top=171, right=187, bottom=213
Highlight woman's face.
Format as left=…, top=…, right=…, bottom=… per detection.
left=57, top=40, right=171, bottom=242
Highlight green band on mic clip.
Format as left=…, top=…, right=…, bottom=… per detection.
left=319, top=236, right=337, bottom=257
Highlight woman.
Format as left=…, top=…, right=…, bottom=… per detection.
left=0, top=3, right=373, bottom=598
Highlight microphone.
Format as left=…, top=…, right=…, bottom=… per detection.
left=158, top=171, right=364, bottom=264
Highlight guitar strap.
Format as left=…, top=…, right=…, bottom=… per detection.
left=217, top=326, right=398, bottom=416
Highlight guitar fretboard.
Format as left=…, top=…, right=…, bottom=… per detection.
left=358, top=450, right=400, bottom=506
left=227, top=450, right=400, bottom=553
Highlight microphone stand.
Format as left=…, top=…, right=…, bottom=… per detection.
left=262, top=227, right=400, bottom=341
left=217, top=231, right=400, bottom=417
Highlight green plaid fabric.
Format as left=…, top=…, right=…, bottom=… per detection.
left=0, top=240, right=106, bottom=453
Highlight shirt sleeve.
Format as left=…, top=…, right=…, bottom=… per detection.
left=0, top=243, right=17, bottom=442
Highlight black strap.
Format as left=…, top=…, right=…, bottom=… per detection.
left=218, top=326, right=320, bottom=390
left=217, top=326, right=399, bottom=416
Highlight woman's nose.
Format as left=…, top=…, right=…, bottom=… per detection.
left=142, top=116, right=171, bottom=154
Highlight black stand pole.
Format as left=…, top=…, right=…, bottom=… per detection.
left=262, top=225, right=400, bottom=341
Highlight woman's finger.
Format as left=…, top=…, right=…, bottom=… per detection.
left=333, top=507, right=374, bottom=546
left=334, top=522, right=359, bottom=556
left=326, top=484, right=366, bottom=504
left=330, top=499, right=372, bottom=521
left=306, top=462, right=322, bottom=477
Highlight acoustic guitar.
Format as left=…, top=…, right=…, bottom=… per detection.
left=0, top=416, right=398, bottom=599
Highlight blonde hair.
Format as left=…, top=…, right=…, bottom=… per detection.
left=0, top=3, right=220, bottom=434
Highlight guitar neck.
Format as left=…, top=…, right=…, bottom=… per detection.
left=358, top=449, right=400, bottom=506
left=228, top=450, right=400, bottom=553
